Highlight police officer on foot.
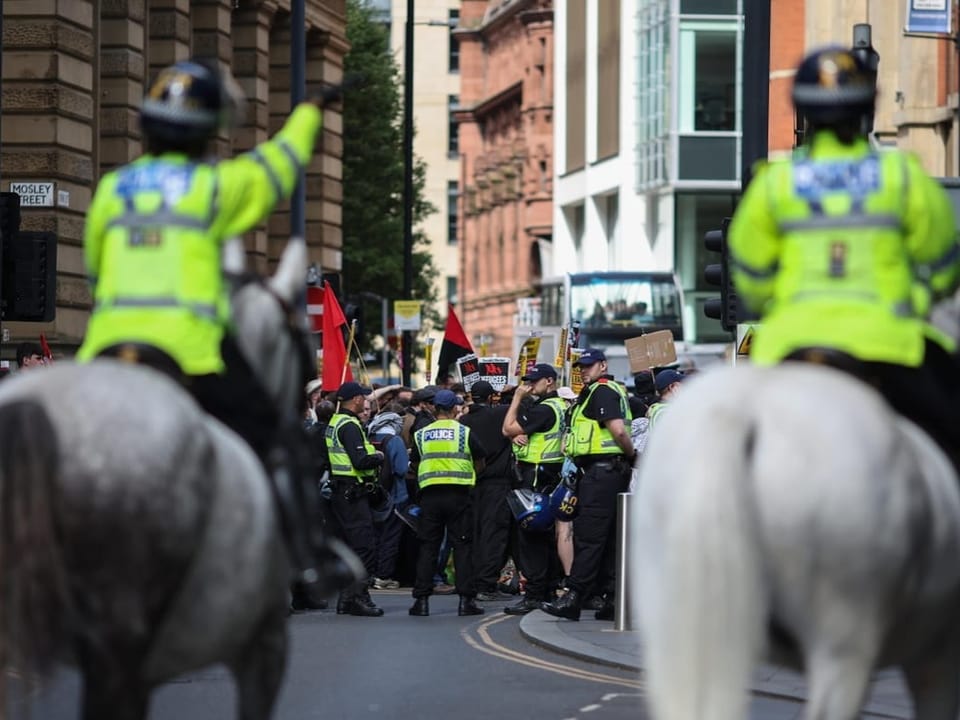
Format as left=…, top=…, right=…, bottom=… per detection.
left=728, top=46, right=960, bottom=470
left=326, top=381, right=386, bottom=617
left=409, top=389, right=487, bottom=617
left=541, top=349, right=634, bottom=621
left=502, top=363, right=566, bottom=615
left=78, top=57, right=357, bottom=598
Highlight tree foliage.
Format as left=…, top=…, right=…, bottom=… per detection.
left=341, top=0, right=439, bottom=356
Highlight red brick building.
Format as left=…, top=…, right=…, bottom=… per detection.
left=454, top=0, right=553, bottom=356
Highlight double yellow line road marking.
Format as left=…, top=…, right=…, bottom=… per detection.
left=460, top=613, right=643, bottom=690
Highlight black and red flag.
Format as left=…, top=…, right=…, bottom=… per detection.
left=436, top=303, right=474, bottom=380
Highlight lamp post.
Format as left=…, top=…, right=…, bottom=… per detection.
left=401, top=0, right=415, bottom=387
left=359, top=291, right=390, bottom=382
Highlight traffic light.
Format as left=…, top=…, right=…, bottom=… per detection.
left=3, top=231, right=57, bottom=322
left=343, top=299, right=365, bottom=342
left=703, top=217, right=739, bottom=332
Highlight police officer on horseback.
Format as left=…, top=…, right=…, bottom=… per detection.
left=79, top=58, right=356, bottom=597
left=728, top=46, right=960, bottom=470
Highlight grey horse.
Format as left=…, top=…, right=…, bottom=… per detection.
left=0, top=238, right=316, bottom=720
left=633, top=362, right=960, bottom=720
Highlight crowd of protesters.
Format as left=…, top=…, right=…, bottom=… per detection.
left=300, top=352, right=691, bottom=620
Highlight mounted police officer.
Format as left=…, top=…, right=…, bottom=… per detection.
left=408, top=390, right=486, bottom=617
left=79, top=58, right=356, bottom=598
left=502, top=363, right=567, bottom=615
left=326, top=381, right=387, bottom=617
left=541, top=349, right=634, bottom=621
left=728, top=46, right=960, bottom=470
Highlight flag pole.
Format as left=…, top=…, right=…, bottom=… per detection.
left=341, top=319, right=358, bottom=385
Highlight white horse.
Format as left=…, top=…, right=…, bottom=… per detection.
left=632, top=362, right=960, bottom=720
left=0, top=238, right=325, bottom=720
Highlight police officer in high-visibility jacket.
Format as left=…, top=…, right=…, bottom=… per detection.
left=542, top=349, right=634, bottom=621
left=79, top=59, right=352, bottom=597
left=502, top=363, right=567, bottom=615
left=729, top=46, right=960, bottom=467
left=326, top=381, right=387, bottom=616
left=408, top=389, right=487, bottom=617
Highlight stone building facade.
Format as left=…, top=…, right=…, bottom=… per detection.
left=455, top=0, right=552, bottom=357
left=2, top=0, right=348, bottom=356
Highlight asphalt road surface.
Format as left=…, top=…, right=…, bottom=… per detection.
left=8, top=591, right=882, bottom=719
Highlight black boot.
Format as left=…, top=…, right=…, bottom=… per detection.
left=409, top=597, right=430, bottom=616
left=340, top=596, right=384, bottom=617
left=458, top=596, right=484, bottom=616
left=291, top=582, right=328, bottom=612
left=541, top=588, right=582, bottom=621
left=594, top=597, right=615, bottom=621
left=504, top=595, right=543, bottom=616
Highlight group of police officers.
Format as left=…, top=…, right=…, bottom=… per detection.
left=67, top=41, right=960, bottom=622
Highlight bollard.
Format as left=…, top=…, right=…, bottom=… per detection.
left=614, top=491, right=636, bottom=631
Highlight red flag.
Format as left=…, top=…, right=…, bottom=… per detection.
left=39, top=333, right=53, bottom=363
left=437, top=304, right=474, bottom=380
left=321, top=281, right=352, bottom=392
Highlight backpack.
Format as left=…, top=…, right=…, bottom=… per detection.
left=369, top=435, right=396, bottom=493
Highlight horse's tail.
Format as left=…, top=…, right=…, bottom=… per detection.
left=637, top=401, right=766, bottom=720
left=0, top=399, right=68, bottom=706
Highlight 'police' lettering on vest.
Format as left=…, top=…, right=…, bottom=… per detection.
left=422, top=428, right=456, bottom=441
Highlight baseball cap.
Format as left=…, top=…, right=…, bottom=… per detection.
left=470, top=380, right=496, bottom=400
left=574, top=348, right=607, bottom=366
left=337, top=381, right=372, bottom=401
left=521, top=363, right=558, bottom=381
left=433, top=389, right=464, bottom=410
left=413, top=385, right=439, bottom=403
left=654, top=369, right=685, bottom=393
left=557, top=386, right=578, bottom=401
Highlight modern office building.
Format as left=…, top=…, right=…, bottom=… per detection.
left=0, top=0, right=348, bottom=358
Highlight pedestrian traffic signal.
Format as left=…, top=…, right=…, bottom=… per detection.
left=3, top=231, right=57, bottom=322
left=702, top=217, right=740, bottom=332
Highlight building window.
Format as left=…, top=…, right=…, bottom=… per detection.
left=637, top=0, right=670, bottom=190
left=448, top=95, right=459, bottom=156
left=449, top=9, right=460, bottom=73
left=596, top=0, right=621, bottom=160
left=447, top=181, right=459, bottom=244
left=447, top=275, right=458, bottom=306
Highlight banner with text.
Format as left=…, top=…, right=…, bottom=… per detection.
left=906, top=0, right=952, bottom=33
left=478, top=357, right=511, bottom=391
left=393, top=300, right=422, bottom=331
left=456, top=353, right=481, bottom=389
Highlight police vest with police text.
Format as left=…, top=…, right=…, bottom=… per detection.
left=325, top=413, right=377, bottom=482
left=414, top=419, right=475, bottom=489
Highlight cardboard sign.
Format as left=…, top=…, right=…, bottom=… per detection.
left=456, top=353, right=481, bottom=388
left=569, top=348, right=585, bottom=394
left=625, top=330, right=677, bottom=373
left=478, top=356, right=511, bottom=391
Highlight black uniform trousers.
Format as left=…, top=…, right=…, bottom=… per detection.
left=472, top=477, right=514, bottom=594
left=513, top=463, right=562, bottom=601
left=328, top=476, right=377, bottom=601
left=413, top=484, right=476, bottom=598
left=567, top=457, right=631, bottom=598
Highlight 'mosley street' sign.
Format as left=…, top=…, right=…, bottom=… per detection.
left=9, top=182, right=55, bottom=207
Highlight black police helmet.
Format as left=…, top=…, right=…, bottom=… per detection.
left=140, top=59, right=228, bottom=147
left=792, top=47, right=875, bottom=127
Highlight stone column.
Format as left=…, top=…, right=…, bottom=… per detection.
left=99, top=0, right=147, bottom=174
left=3, top=1, right=97, bottom=347
left=147, top=0, right=191, bottom=79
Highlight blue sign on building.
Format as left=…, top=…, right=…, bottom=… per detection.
left=905, top=0, right=953, bottom=34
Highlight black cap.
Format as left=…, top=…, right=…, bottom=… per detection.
left=521, top=363, right=558, bottom=381
left=337, top=381, right=372, bottom=401
left=470, top=380, right=496, bottom=400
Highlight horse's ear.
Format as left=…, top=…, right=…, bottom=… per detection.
left=270, top=236, right=308, bottom=304
left=222, top=238, right=246, bottom=275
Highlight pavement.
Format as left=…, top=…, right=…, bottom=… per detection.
left=519, top=610, right=913, bottom=718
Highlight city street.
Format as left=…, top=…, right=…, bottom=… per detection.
left=12, top=591, right=908, bottom=719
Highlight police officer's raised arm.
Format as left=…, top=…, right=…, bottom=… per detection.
left=902, top=156, right=960, bottom=302
left=728, top=163, right=783, bottom=314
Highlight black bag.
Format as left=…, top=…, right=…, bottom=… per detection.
left=369, top=436, right=396, bottom=493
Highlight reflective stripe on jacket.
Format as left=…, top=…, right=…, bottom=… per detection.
left=566, top=381, right=632, bottom=458
left=414, top=419, right=475, bottom=489
left=728, top=130, right=960, bottom=367
left=325, top=413, right=376, bottom=482
left=513, top=396, right=566, bottom=464
left=79, top=103, right=323, bottom=375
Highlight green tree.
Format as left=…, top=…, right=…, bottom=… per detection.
left=341, top=0, right=439, bottom=362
